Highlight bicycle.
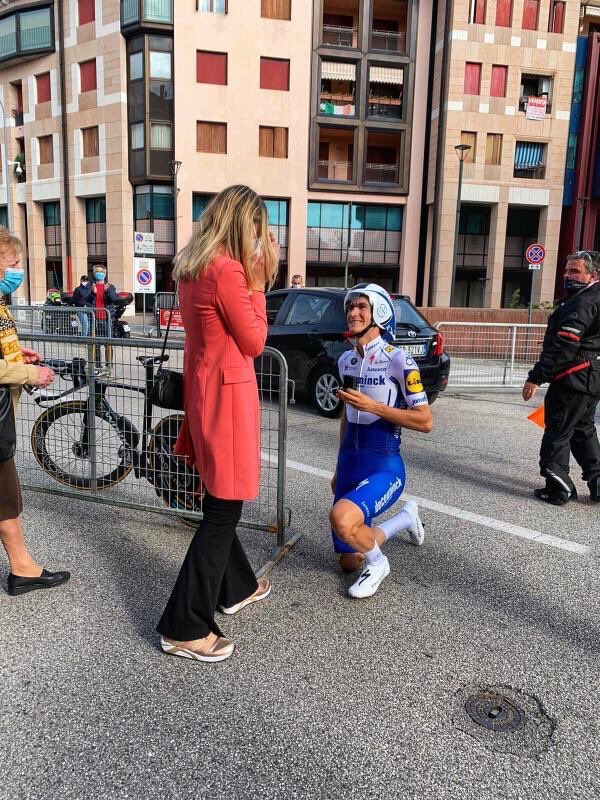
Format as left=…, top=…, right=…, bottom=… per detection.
left=28, top=354, right=201, bottom=520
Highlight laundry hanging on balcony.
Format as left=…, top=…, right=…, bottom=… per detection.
left=514, top=141, right=544, bottom=169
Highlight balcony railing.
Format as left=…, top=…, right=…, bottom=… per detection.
left=121, top=0, right=173, bottom=25
left=322, top=24, right=357, bottom=47
left=364, top=162, right=399, bottom=183
left=513, top=165, right=546, bottom=179
left=368, top=99, right=402, bottom=119
left=21, top=25, right=52, bottom=51
left=121, top=0, right=139, bottom=24
left=0, top=32, right=17, bottom=59
left=317, top=160, right=353, bottom=181
left=370, top=29, right=407, bottom=52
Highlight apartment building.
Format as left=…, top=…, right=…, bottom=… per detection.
left=1, top=0, right=435, bottom=302
left=424, top=0, right=580, bottom=308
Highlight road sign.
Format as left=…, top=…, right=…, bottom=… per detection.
left=528, top=263, right=541, bottom=271
left=133, top=257, right=156, bottom=294
left=134, top=232, right=155, bottom=255
left=525, top=243, right=545, bottom=264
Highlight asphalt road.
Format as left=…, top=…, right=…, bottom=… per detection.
left=1, top=389, right=599, bottom=800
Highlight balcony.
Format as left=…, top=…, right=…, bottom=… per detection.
left=317, top=127, right=354, bottom=182
left=320, top=60, right=356, bottom=116
left=365, top=131, right=401, bottom=184
left=513, top=141, right=546, bottom=179
left=371, top=0, right=408, bottom=53
left=322, top=0, right=359, bottom=48
left=368, top=65, right=404, bottom=119
left=0, top=7, right=54, bottom=64
left=364, top=162, right=399, bottom=182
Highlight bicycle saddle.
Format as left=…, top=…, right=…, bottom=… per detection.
left=136, top=355, right=169, bottom=366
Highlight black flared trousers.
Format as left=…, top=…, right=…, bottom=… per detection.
left=157, top=493, right=258, bottom=641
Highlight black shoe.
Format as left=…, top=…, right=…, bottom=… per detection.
left=533, top=486, right=577, bottom=506
left=7, top=569, right=70, bottom=596
left=588, top=479, right=600, bottom=503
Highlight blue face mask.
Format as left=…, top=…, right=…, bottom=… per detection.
left=0, top=267, right=25, bottom=295
left=94, top=272, right=106, bottom=281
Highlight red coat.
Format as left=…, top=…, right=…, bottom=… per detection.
left=173, top=255, right=267, bottom=501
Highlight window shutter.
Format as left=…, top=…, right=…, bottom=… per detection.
left=474, top=0, right=486, bottom=24
left=485, top=133, right=502, bottom=165
left=39, top=136, right=53, bottom=164
left=259, top=126, right=274, bottom=156
left=549, top=1, right=564, bottom=32
left=82, top=126, right=99, bottom=157
left=490, top=65, right=507, bottom=97
left=464, top=63, right=481, bottom=95
left=522, top=0, right=539, bottom=29
left=495, top=0, right=512, bottom=26
left=212, top=123, right=226, bottom=153
left=196, top=51, right=227, bottom=85
left=460, top=131, right=476, bottom=161
left=80, top=59, right=97, bottom=92
left=273, top=127, right=288, bottom=158
left=260, top=58, right=290, bottom=90
left=36, top=73, right=51, bottom=103
left=78, top=0, right=95, bottom=24
left=261, top=0, right=291, bottom=19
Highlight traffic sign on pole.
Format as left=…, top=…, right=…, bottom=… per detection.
left=133, top=257, right=156, bottom=294
left=525, top=243, right=545, bottom=265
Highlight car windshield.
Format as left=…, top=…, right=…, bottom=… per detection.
left=392, top=299, right=428, bottom=328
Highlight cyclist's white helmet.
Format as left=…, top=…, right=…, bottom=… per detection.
left=344, top=283, right=396, bottom=343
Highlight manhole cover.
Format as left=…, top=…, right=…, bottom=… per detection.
left=465, top=691, right=525, bottom=733
left=452, top=685, right=556, bottom=758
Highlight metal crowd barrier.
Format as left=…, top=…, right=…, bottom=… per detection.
left=153, top=292, right=183, bottom=338
left=435, top=322, right=547, bottom=388
left=14, top=332, right=297, bottom=575
left=9, top=304, right=98, bottom=337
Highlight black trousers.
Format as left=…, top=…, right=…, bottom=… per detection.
left=157, top=493, right=258, bottom=641
left=540, top=382, right=600, bottom=492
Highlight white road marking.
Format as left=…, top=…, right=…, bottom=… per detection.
left=261, top=452, right=591, bottom=556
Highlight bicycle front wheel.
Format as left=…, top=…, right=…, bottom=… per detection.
left=148, top=414, right=202, bottom=522
left=31, top=400, right=133, bottom=489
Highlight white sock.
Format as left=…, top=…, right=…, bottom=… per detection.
left=378, top=510, right=411, bottom=541
left=364, top=543, right=385, bottom=565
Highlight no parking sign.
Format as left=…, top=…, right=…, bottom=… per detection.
left=133, top=257, right=156, bottom=294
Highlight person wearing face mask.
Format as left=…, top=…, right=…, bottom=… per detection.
left=0, top=226, right=70, bottom=595
left=90, top=265, right=120, bottom=369
left=522, top=250, right=600, bottom=505
left=72, top=274, right=93, bottom=336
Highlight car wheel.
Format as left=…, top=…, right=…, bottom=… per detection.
left=311, top=368, right=343, bottom=418
left=426, top=392, right=439, bottom=404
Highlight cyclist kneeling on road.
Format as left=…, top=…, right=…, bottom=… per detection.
left=330, top=283, right=433, bottom=598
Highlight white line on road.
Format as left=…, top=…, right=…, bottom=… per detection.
left=261, top=452, right=591, bottom=556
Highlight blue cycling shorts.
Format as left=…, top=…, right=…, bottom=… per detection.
left=331, top=447, right=406, bottom=554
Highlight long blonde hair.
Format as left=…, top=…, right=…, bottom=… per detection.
left=173, top=185, right=279, bottom=289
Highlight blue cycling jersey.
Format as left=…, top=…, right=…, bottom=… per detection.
left=332, top=336, right=427, bottom=554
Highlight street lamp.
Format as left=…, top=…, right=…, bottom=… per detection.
left=451, top=143, right=471, bottom=306
left=169, top=159, right=182, bottom=261
left=0, top=97, right=14, bottom=232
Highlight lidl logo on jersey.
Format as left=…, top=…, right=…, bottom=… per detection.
left=404, top=369, right=424, bottom=394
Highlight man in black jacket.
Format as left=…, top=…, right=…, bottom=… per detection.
left=522, top=250, right=600, bottom=505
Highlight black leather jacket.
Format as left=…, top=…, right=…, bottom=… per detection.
left=528, top=281, right=600, bottom=394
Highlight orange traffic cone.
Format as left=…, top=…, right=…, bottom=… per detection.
left=527, top=404, right=545, bottom=429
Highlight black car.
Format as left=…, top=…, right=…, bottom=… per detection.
left=265, top=287, right=450, bottom=417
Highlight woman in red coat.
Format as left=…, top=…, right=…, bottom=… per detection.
left=157, top=185, right=279, bottom=663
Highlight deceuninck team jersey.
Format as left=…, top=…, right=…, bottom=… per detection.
left=331, top=335, right=428, bottom=554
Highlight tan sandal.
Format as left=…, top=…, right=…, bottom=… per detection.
left=219, top=577, right=271, bottom=615
left=160, top=634, right=234, bottom=662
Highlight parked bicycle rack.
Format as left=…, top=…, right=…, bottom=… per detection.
left=14, top=332, right=298, bottom=576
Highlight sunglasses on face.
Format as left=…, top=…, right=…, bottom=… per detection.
left=574, top=250, right=592, bottom=263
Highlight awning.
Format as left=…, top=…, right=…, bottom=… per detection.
left=514, top=141, right=544, bottom=169
left=369, top=66, right=403, bottom=84
left=321, top=61, right=356, bottom=81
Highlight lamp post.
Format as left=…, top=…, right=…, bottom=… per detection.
left=169, top=159, right=182, bottom=264
left=451, top=143, right=471, bottom=306
left=0, top=98, right=14, bottom=232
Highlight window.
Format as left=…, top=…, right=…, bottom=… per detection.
left=36, top=72, right=51, bottom=103
left=468, top=0, right=486, bottom=23
left=43, top=201, right=62, bottom=260
left=548, top=0, right=565, bottom=32
left=365, top=131, right=401, bottom=183
left=78, top=0, right=95, bottom=24
left=522, top=0, right=539, bottom=30
left=260, top=57, right=290, bottom=91
left=0, top=207, right=7, bottom=227
left=38, top=135, right=53, bottom=165
left=130, top=52, right=143, bottom=81
left=144, top=0, right=173, bottom=23
left=86, top=197, right=107, bottom=258
left=82, top=126, right=99, bottom=157
left=485, top=133, right=502, bottom=165
left=261, top=0, right=291, bottom=19
left=514, top=141, right=546, bottom=178
left=198, top=0, right=227, bottom=11
left=264, top=198, right=289, bottom=262
left=519, top=74, right=552, bottom=112
left=20, top=8, right=52, bottom=52
left=460, top=132, right=476, bottom=162
left=131, top=123, right=144, bottom=149
left=266, top=293, right=287, bottom=323
left=196, top=51, right=227, bottom=85
left=259, top=126, right=288, bottom=158
left=80, top=59, right=97, bottom=92
left=368, top=65, right=403, bottom=119
left=320, top=61, right=356, bottom=116
left=149, top=51, right=171, bottom=80
left=317, top=127, right=355, bottom=181
left=371, top=0, right=408, bottom=53
left=150, top=123, right=171, bottom=149
left=0, top=15, right=16, bottom=60
left=495, top=0, right=512, bottom=26
left=464, top=62, right=481, bottom=95
left=196, top=121, right=227, bottom=153
left=490, top=65, right=507, bottom=97
left=284, top=295, right=332, bottom=326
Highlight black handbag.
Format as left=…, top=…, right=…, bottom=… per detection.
left=148, top=289, right=185, bottom=411
left=0, top=385, right=16, bottom=464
